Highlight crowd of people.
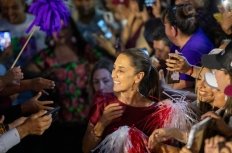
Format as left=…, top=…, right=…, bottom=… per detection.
left=0, top=0, right=232, bottom=152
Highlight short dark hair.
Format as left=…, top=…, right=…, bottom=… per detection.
left=144, top=18, right=171, bottom=47
left=162, top=3, right=198, bottom=35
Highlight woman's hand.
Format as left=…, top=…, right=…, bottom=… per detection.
left=201, top=111, right=232, bottom=136
left=180, top=147, right=193, bottom=153
left=148, top=128, right=171, bottom=151
left=98, top=103, right=124, bottom=128
left=21, top=92, right=54, bottom=114
left=4, top=66, right=24, bottom=86
left=148, top=128, right=187, bottom=151
left=166, top=53, right=192, bottom=74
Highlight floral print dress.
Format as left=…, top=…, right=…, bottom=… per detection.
left=33, top=48, right=90, bottom=122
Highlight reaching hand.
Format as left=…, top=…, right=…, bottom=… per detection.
left=17, top=110, right=52, bottom=138
left=30, top=77, right=55, bottom=92
left=204, top=135, right=225, bottom=153
left=21, top=92, right=54, bottom=114
left=180, top=147, right=193, bottom=153
left=98, top=103, right=124, bottom=128
left=148, top=128, right=180, bottom=151
left=5, top=66, right=24, bottom=85
left=201, top=111, right=231, bottom=136
left=166, top=53, right=192, bottom=74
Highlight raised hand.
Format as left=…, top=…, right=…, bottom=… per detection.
left=98, top=103, right=124, bottom=128
left=30, top=77, right=55, bottom=92
left=166, top=53, right=192, bottom=74
left=17, top=110, right=52, bottom=138
left=21, top=92, right=54, bottom=114
left=204, top=135, right=225, bottom=153
left=201, top=111, right=232, bottom=136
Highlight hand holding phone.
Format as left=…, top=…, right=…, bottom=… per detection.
left=44, top=106, right=60, bottom=120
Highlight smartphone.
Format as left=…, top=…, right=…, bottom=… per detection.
left=138, top=0, right=156, bottom=11
left=145, top=0, right=156, bottom=7
left=97, top=19, right=113, bottom=40
left=0, top=31, right=11, bottom=52
left=44, top=106, right=60, bottom=119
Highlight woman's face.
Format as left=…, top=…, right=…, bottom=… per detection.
left=197, top=68, right=214, bottom=103
left=1, top=0, right=26, bottom=24
left=214, top=69, right=231, bottom=92
left=93, top=68, right=113, bottom=93
left=197, top=68, right=226, bottom=108
left=212, top=89, right=226, bottom=108
left=112, top=54, right=138, bottom=93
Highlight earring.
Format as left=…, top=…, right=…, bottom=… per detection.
left=131, top=82, right=135, bottom=91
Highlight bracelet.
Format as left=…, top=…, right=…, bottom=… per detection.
left=188, top=66, right=194, bottom=76
left=0, top=123, right=8, bottom=134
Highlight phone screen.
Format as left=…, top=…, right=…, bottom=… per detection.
left=145, top=0, right=156, bottom=7
left=97, top=20, right=113, bottom=40
left=0, top=31, right=11, bottom=52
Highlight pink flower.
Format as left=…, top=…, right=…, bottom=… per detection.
left=76, top=78, right=86, bottom=88
left=55, top=69, right=67, bottom=81
left=73, top=99, right=79, bottom=107
left=67, top=71, right=75, bottom=81
left=69, top=84, right=75, bottom=94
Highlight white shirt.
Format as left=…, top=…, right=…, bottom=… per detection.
left=0, top=128, right=20, bottom=153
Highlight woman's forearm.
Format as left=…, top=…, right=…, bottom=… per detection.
left=82, top=122, right=105, bottom=153
left=0, top=80, right=31, bottom=96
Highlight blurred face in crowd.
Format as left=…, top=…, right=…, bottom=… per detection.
left=214, top=69, right=231, bottom=92
left=93, top=68, right=114, bottom=93
left=153, top=39, right=170, bottom=60
left=52, top=24, right=73, bottom=45
left=0, top=0, right=26, bottom=24
left=73, top=0, right=95, bottom=16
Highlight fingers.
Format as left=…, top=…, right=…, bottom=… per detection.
left=148, top=133, right=159, bottom=150
left=31, top=110, right=47, bottom=119
left=104, top=103, right=122, bottom=111
left=34, top=92, right=42, bottom=100
left=41, top=105, right=54, bottom=110
left=39, top=100, right=54, bottom=106
left=0, top=115, right=5, bottom=123
left=201, top=111, right=220, bottom=120
left=107, top=110, right=124, bottom=119
left=180, top=147, right=192, bottom=153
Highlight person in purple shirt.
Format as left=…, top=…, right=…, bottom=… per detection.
left=162, top=3, right=214, bottom=90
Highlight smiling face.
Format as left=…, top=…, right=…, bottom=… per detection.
left=197, top=69, right=215, bottom=103
left=93, top=68, right=113, bottom=93
left=1, top=0, right=26, bottom=24
left=112, top=54, right=138, bottom=93
left=197, top=68, right=226, bottom=108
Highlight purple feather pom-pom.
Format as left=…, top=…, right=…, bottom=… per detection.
left=27, top=0, right=70, bottom=35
